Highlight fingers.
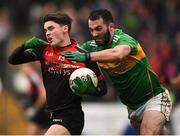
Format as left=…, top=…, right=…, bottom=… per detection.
left=72, top=85, right=79, bottom=92
left=87, top=75, right=91, bottom=81
left=61, top=51, right=81, bottom=56
left=86, top=75, right=93, bottom=84
left=61, top=51, right=73, bottom=57
left=38, top=39, right=49, bottom=45
left=61, top=52, right=76, bottom=61
left=73, top=77, right=82, bottom=86
left=61, top=51, right=73, bottom=56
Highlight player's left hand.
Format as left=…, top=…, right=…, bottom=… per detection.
left=72, top=75, right=96, bottom=96
left=61, top=51, right=90, bottom=62
left=24, top=37, right=46, bottom=49
left=23, top=37, right=48, bottom=56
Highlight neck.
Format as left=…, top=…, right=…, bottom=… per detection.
left=61, top=38, right=71, bottom=47
left=56, top=35, right=71, bottom=48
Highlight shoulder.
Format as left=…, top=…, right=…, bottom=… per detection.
left=113, top=28, right=138, bottom=45
left=70, top=38, right=79, bottom=45
left=81, top=40, right=98, bottom=51
left=113, top=29, right=140, bottom=55
left=82, top=40, right=98, bottom=47
left=41, top=45, right=54, bottom=56
left=114, top=29, right=135, bottom=41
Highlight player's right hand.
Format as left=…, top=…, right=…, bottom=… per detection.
left=61, top=51, right=91, bottom=62
left=72, top=75, right=96, bottom=96
left=23, top=37, right=45, bottom=49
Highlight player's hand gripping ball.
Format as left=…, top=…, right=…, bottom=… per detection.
left=69, top=68, right=98, bottom=96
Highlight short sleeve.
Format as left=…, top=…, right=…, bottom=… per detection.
left=117, top=34, right=138, bottom=55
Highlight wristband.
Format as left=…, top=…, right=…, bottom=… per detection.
left=86, top=52, right=91, bottom=61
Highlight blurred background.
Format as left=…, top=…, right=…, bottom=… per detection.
left=0, top=0, right=180, bottom=135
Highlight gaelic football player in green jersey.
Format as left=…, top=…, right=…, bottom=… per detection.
left=62, top=9, right=172, bottom=135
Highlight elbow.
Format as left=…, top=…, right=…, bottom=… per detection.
left=114, top=45, right=131, bottom=60
left=96, top=81, right=108, bottom=96
left=98, top=88, right=107, bottom=96
left=111, top=50, right=124, bottom=61
left=115, top=53, right=124, bottom=60
left=8, top=57, right=17, bottom=65
left=8, top=57, right=13, bottom=64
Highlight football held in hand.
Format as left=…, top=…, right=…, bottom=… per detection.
left=69, top=68, right=98, bottom=96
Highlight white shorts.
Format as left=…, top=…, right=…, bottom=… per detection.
left=127, top=89, right=172, bottom=129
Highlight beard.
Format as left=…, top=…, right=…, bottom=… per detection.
left=95, top=29, right=111, bottom=46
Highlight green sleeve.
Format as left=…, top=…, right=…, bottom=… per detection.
left=81, top=41, right=97, bottom=52
left=81, top=42, right=90, bottom=51
left=117, top=34, right=138, bottom=55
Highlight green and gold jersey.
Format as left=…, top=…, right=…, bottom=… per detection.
left=81, top=29, right=165, bottom=109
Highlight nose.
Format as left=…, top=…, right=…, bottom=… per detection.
left=46, top=31, right=50, bottom=37
left=92, top=31, right=98, bottom=37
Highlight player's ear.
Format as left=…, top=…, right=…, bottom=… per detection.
left=109, top=22, right=115, bottom=30
left=63, top=25, right=69, bottom=33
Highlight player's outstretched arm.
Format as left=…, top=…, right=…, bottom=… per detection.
left=8, top=45, right=36, bottom=64
left=8, top=37, right=47, bottom=65
left=61, top=45, right=131, bottom=62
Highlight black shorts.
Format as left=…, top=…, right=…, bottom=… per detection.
left=31, top=105, right=50, bottom=128
left=50, top=107, right=84, bottom=135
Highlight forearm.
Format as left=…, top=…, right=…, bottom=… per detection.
left=8, top=45, right=38, bottom=65
left=90, top=45, right=131, bottom=62
left=90, top=49, right=119, bottom=62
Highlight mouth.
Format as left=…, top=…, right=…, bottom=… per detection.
left=94, top=36, right=101, bottom=41
left=95, top=39, right=102, bottom=42
left=95, top=38, right=103, bottom=43
left=47, top=37, right=53, bottom=43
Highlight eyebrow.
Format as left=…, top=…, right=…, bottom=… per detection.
left=44, top=25, right=53, bottom=32
left=90, top=25, right=102, bottom=30
left=45, top=25, right=53, bottom=29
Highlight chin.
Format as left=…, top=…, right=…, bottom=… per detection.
left=95, top=40, right=102, bottom=45
left=53, top=44, right=59, bottom=47
left=50, top=42, right=57, bottom=47
left=50, top=43, right=55, bottom=46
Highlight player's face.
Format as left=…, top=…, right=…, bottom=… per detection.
left=44, top=21, right=68, bottom=47
left=88, top=18, right=113, bottom=46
